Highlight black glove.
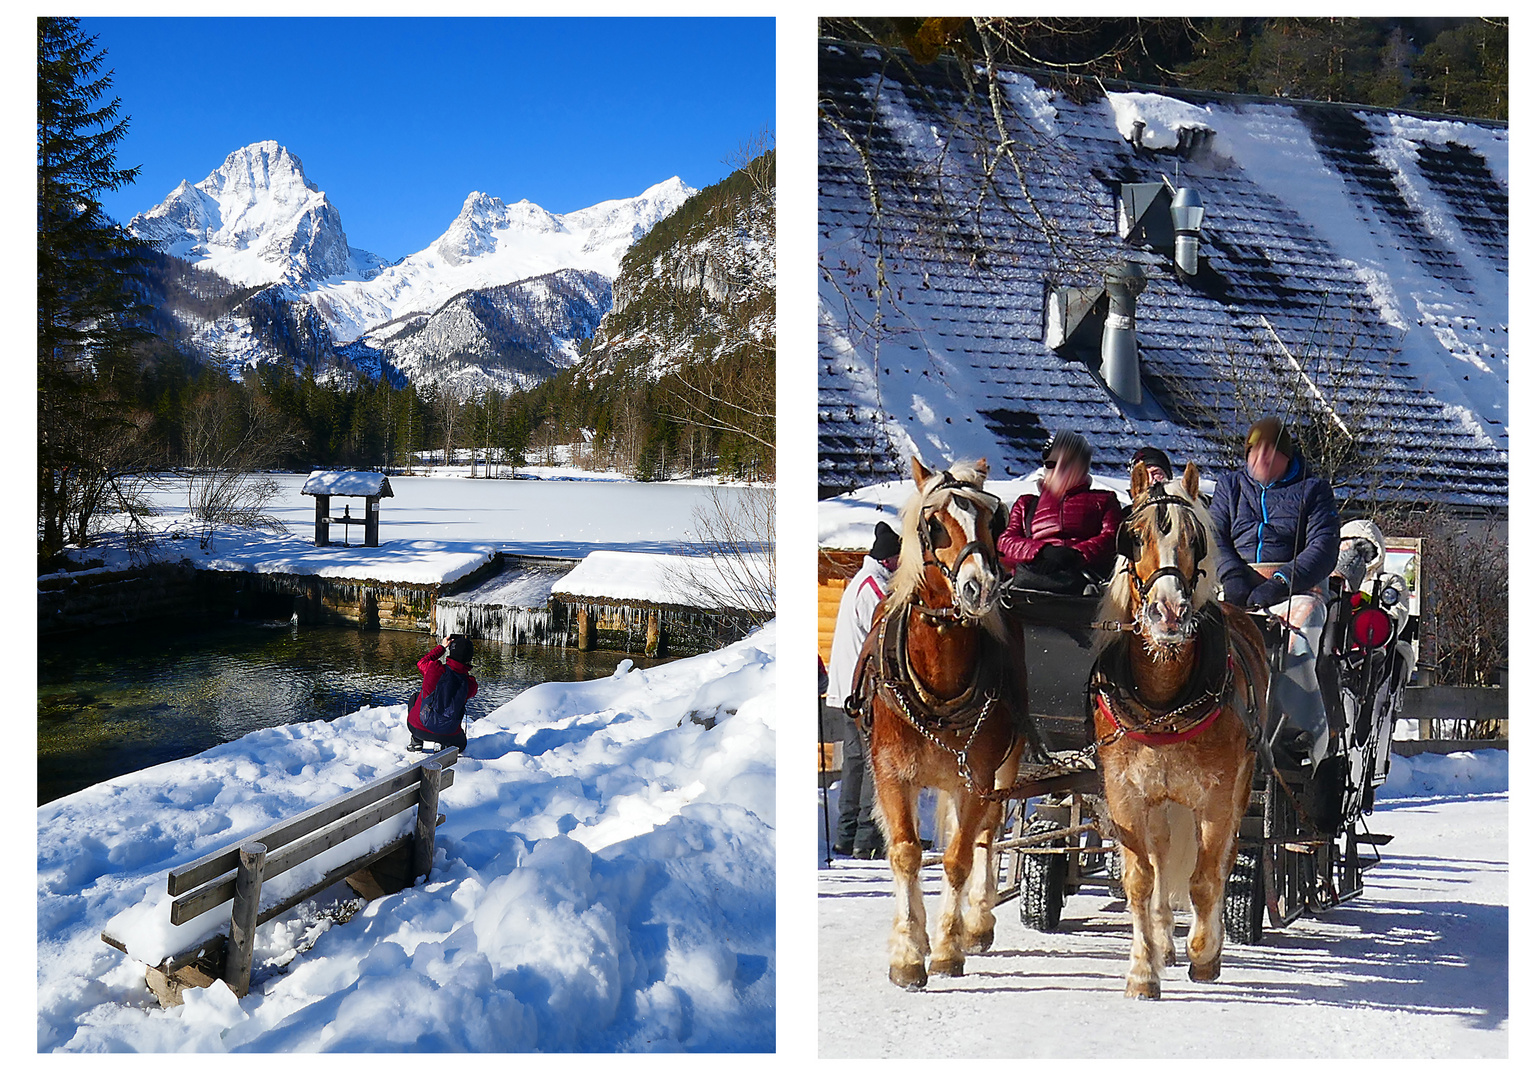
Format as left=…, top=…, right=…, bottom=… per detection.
left=1030, top=545, right=1069, bottom=572
left=1054, top=546, right=1086, bottom=570
left=1222, top=571, right=1256, bottom=606
left=1247, top=577, right=1291, bottom=609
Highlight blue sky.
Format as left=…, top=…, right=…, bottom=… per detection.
left=82, top=17, right=775, bottom=258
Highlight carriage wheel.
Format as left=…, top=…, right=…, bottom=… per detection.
left=1223, top=846, right=1265, bottom=945
left=1018, top=818, right=1067, bottom=932
left=1106, top=846, right=1125, bottom=899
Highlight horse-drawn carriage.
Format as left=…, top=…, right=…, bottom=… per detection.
left=993, top=574, right=1415, bottom=946
left=848, top=455, right=1418, bottom=996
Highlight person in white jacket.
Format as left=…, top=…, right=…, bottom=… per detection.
left=824, top=521, right=900, bottom=859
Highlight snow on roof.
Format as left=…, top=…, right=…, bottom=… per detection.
left=818, top=43, right=1507, bottom=506
left=553, top=550, right=772, bottom=613
left=300, top=470, right=394, bottom=498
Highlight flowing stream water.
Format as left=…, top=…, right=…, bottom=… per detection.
left=37, top=620, right=664, bottom=806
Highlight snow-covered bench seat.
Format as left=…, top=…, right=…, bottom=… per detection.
left=101, top=747, right=457, bottom=1005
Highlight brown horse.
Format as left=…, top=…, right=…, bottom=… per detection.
left=850, top=456, right=1024, bottom=988
left=1092, top=461, right=1267, bottom=999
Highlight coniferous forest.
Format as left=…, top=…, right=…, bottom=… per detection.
left=821, top=17, right=1508, bottom=122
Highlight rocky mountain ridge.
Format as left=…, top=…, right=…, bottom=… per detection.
left=127, top=141, right=695, bottom=389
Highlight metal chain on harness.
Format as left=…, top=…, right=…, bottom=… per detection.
left=880, top=673, right=1000, bottom=794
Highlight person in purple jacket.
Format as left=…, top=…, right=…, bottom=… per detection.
left=1211, top=418, right=1339, bottom=766
left=406, top=634, right=478, bottom=753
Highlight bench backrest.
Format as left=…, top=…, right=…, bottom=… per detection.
left=166, top=747, right=458, bottom=927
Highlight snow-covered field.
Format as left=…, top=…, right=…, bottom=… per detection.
left=38, top=625, right=776, bottom=1052
left=58, top=472, right=762, bottom=587
left=817, top=751, right=1507, bottom=1057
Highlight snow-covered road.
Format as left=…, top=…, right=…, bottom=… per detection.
left=819, top=781, right=1506, bottom=1056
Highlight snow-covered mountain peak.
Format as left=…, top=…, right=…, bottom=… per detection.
left=129, top=140, right=372, bottom=288
left=201, top=141, right=319, bottom=205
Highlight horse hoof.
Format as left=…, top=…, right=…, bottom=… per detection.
left=930, top=956, right=965, bottom=977
left=964, top=928, right=995, bottom=954
left=889, top=962, right=928, bottom=989
left=1125, top=979, right=1161, bottom=1000
left=1190, top=958, right=1222, bottom=983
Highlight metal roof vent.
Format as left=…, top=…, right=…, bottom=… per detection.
left=1170, top=186, right=1204, bottom=280
left=1117, top=177, right=1207, bottom=283
left=1100, top=263, right=1147, bottom=405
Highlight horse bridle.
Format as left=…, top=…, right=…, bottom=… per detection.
left=1118, top=486, right=1208, bottom=603
left=916, top=470, right=1004, bottom=591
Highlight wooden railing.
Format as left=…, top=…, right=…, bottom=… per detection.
left=103, top=747, right=457, bottom=1004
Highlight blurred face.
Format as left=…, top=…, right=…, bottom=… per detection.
left=1043, top=453, right=1087, bottom=494
left=1145, top=464, right=1169, bottom=485
left=1246, top=441, right=1289, bottom=485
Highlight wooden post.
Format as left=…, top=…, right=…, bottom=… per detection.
left=577, top=607, right=593, bottom=650
left=365, top=497, right=380, bottom=547
left=224, top=841, right=267, bottom=996
left=412, top=761, right=443, bottom=883
left=645, top=610, right=662, bottom=658
left=314, top=494, right=330, bottom=547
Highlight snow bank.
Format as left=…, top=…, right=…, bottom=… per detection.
left=553, top=550, right=771, bottom=610
left=1380, top=749, right=1508, bottom=799
left=38, top=625, right=776, bottom=1052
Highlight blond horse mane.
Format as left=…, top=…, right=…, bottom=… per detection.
left=1098, top=474, right=1219, bottom=643
left=886, top=458, right=1008, bottom=640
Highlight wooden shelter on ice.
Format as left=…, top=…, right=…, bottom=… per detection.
left=300, top=471, right=394, bottom=547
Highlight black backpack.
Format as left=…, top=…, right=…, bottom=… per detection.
left=418, top=665, right=471, bottom=735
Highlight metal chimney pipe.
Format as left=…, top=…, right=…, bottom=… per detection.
left=1101, top=263, right=1147, bottom=404
left=1170, top=186, right=1205, bottom=278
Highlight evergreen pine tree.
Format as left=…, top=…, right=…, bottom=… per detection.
left=37, top=16, right=149, bottom=559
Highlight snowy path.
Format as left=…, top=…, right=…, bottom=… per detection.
left=818, top=791, right=1506, bottom=1056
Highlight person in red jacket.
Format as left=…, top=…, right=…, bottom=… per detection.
left=999, top=430, right=1123, bottom=593
left=406, top=634, right=478, bottom=753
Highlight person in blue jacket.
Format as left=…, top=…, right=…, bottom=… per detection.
left=1211, top=418, right=1339, bottom=766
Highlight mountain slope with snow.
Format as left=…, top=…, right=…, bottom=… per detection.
left=367, top=269, right=614, bottom=393
left=306, top=177, right=695, bottom=344
left=129, top=142, right=697, bottom=388
left=572, top=155, right=775, bottom=388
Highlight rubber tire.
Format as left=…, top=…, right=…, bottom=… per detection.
left=1223, top=847, right=1265, bottom=946
left=1018, top=818, right=1067, bottom=932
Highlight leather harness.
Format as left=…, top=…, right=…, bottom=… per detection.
left=1090, top=601, right=1264, bottom=750
left=844, top=472, right=1019, bottom=793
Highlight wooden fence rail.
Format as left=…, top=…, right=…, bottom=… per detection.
left=103, top=747, right=457, bottom=1005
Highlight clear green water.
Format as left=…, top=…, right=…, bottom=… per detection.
left=37, top=620, right=664, bottom=806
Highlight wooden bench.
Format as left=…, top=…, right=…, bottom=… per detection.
left=102, top=748, right=457, bottom=1005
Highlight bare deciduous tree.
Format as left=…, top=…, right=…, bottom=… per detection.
left=667, top=485, right=776, bottom=633
left=184, top=384, right=297, bottom=547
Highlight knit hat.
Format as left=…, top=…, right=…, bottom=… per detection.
left=1245, top=417, right=1293, bottom=458
left=869, top=520, right=900, bottom=561
left=1130, top=446, right=1172, bottom=476
left=1043, top=429, right=1092, bottom=468
left=446, top=635, right=474, bottom=665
